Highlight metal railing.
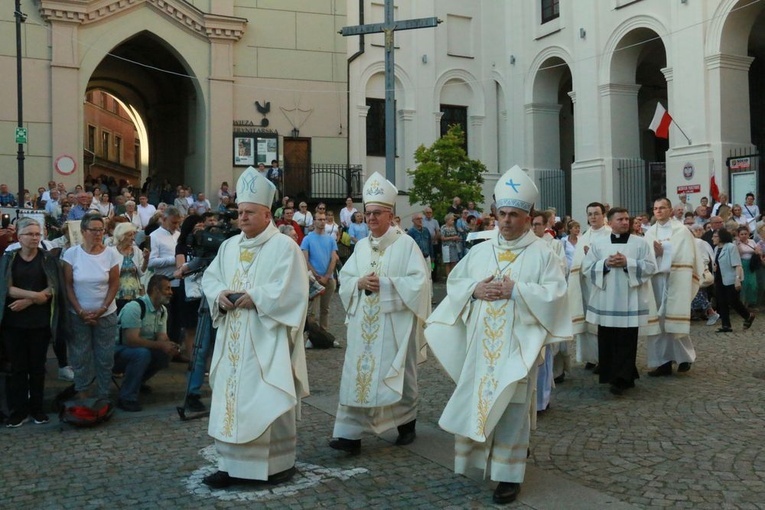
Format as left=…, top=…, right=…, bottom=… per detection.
left=284, top=164, right=363, bottom=202
left=537, top=168, right=567, bottom=217
left=616, top=158, right=648, bottom=216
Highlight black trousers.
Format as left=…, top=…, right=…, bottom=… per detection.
left=2, top=326, right=51, bottom=415
left=715, top=280, right=749, bottom=328
left=597, top=325, right=639, bottom=388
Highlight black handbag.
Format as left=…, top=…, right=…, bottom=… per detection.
left=750, top=254, right=762, bottom=272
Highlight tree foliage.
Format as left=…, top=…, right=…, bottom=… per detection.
left=407, top=125, right=487, bottom=221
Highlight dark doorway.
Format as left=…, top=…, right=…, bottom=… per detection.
left=284, top=137, right=311, bottom=200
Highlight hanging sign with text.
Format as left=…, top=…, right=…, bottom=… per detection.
left=676, top=184, right=701, bottom=194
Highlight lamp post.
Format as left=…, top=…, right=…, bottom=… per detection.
left=15, top=0, right=26, bottom=206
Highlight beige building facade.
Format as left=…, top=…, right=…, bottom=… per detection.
left=0, top=0, right=349, bottom=199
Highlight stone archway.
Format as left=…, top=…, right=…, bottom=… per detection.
left=87, top=31, right=200, bottom=192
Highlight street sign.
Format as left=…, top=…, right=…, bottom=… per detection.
left=676, top=184, right=701, bottom=194
left=15, top=127, right=27, bottom=144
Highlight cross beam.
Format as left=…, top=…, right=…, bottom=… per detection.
left=341, top=1, right=440, bottom=185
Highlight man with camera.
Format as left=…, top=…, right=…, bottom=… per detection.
left=201, top=167, right=309, bottom=489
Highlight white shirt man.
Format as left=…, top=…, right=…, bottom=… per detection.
left=644, top=198, right=704, bottom=376
left=137, top=195, right=157, bottom=228
left=201, top=168, right=308, bottom=489
left=293, top=203, right=313, bottom=232
left=339, top=198, right=357, bottom=229
left=427, top=165, right=571, bottom=505
left=148, top=208, right=181, bottom=288
left=45, top=190, right=61, bottom=217
left=329, top=172, right=431, bottom=456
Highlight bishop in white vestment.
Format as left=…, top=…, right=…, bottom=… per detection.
left=426, top=166, right=572, bottom=505
left=582, top=207, right=658, bottom=395
left=330, top=173, right=431, bottom=455
left=201, top=167, right=309, bottom=489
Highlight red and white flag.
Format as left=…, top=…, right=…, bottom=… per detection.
left=710, top=164, right=720, bottom=203
left=649, top=102, right=672, bottom=139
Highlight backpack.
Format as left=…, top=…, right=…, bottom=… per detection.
left=53, top=384, right=115, bottom=427
left=306, top=319, right=335, bottom=349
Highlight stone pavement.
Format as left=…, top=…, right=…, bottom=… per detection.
left=1, top=284, right=765, bottom=509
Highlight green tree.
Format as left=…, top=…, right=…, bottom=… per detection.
left=407, top=124, right=486, bottom=221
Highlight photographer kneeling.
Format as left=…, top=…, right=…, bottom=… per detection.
left=113, top=274, right=177, bottom=412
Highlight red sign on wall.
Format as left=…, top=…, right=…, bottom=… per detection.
left=676, top=184, right=701, bottom=194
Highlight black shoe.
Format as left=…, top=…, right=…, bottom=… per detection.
left=553, top=373, right=565, bottom=384
left=592, top=364, right=601, bottom=375
left=716, top=327, right=733, bottom=333
left=677, top=362, right=692, bottom=373
left=139, top=384, right=152, bottom=395
left=584, top=362, right=596, bottom=371
left=203, top=471, right=232, bottom=489
left=32, top=413, right=50, bottom=425
left=647, top=361, right=672, bottom=377
left=329, top=437, right=361, bottom=455
left=395, top=419, right=417, bottom=446
left=609, top=384, right=624, bottom=396
left=267, top=466, right=296, bottom=485
left=117, top=399, right=143, bottom=412
left=5, top=413, right=29, bottom=428
left=185, top=394, right=206, bottom=412
left=493, top=482, right=521, bottom=504
left=744, top=314, right=756, bottom=330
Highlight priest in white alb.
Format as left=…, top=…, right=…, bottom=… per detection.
left=582, top=207, right=659, bottom=395
left=329, top=172, right=431, bottom=455
left=426, top=166, right=572, bottom=505
left=568, top=202, right=611, bottom=372
left=644, top=197, right=704, bottom=376
left=201, top=166, right=309, bottom=489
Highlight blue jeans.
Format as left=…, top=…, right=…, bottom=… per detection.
left=113, top=345, right=170, bottom=402
left=187, top=302, right=214, bottom=396
left=69, top=312, right=118, bottom=398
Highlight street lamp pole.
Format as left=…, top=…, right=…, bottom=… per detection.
left=15, top=0, right=26, bottom=206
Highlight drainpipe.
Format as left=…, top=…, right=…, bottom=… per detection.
left=345, top=0, right=365, bottom=198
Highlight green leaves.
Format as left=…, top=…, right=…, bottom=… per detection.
left=407, top=125, right=487, bottom=221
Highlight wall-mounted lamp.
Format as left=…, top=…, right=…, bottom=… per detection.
left=291, top=128, right=300, bottom=138
left=421, top=54, right=428, bottom=64
left=580, top=28, right=586, bottom=39
left=680, top=0, right=688, bottom=3
left=510, top=55, right=516, bottom=65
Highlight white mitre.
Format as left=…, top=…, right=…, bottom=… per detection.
left=236, top=166, right=276, bottom=206
left=363, top=171, right=397, bottom=209
left=494, top=165, right=538, bottom=212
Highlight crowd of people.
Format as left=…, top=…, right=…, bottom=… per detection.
left=1, top=168, right=761, bottom=505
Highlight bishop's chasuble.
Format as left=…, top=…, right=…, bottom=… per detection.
left=334, top=226, right=431, bottom=438
left=202, top=223, right=309, bottom=480
left=426, top=230, right=571, bottom=483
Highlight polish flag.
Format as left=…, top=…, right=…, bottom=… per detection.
left=649, top=103, right=672, bottom=139
left=710, top=165, right=720, bottom=203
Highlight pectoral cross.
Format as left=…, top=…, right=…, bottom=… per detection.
left=340, top=1, right=440, bottom=185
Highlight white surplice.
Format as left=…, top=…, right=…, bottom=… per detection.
left=567, top=225, right=612, bottom=363
left=334, top=226, right=431, bottom=438
left=426, top=230, right=571, bottom=483
left=202, top=223, right=309, bottom=480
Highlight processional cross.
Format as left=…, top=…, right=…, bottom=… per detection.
left=340, top=1, right=440, bottom=185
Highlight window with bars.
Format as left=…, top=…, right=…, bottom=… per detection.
left=101, top=131, right=110, bottom=159
left=440, top=104, right=468, bottom=154
left=541, top=0, right=560, bottom=24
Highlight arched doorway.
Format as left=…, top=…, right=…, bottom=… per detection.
left=86, top=31, right=201, bottom=198
left=529, top=56, right=574, bottom=216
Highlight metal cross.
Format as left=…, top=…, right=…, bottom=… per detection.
left=341, top=2, right=440, bottom=185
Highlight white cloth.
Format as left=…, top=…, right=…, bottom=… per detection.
left=294, top=211, right=313, bottom=229
left=91, top=201, right=113, bottom=217
left=340, top=206, right=357, bottom=228
left=62, top=245, right=121, bottom=315
left=148, top=227, right=180, bottom=287
left=426, top=230, right=571, bottom=482
left=202, top=224, right=309, bottom=479
left=334, top=226, right=431, bottom=439
left=122, top=212, right=142, bottom=229
left=582, top=234, right=658, bottom=333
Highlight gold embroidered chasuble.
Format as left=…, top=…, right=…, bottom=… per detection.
left=202, top=224, right=309, bottom=444
left=426, top=230, right=571, bottom=442
left=337, top=226, right=431, bottom=408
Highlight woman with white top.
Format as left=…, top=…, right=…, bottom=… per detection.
left=91, top=191, right=114, bottom=220
left=735, top=225, right=761, bottom=307
left=122, top=200, right=142, bottom=229
left=62, top=212, right=121, bottom=399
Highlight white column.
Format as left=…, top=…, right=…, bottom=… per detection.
left=398, top=108, right=415, bottom=188
left=524, top=103, right=562, bottom=169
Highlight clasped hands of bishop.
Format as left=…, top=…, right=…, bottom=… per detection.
left=473, top=275, right=514, bottom=302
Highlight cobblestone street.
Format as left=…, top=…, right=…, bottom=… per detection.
left=2, top=284, right=764, bottom=509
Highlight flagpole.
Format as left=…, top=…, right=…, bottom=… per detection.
left=671, top=120, right=692, bottom=145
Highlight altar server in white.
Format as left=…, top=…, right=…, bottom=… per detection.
left=201, top=166, right=309, bottom=489
left=644, top=197, right=704, bottom=376
left=426, top=165, right=572, bottom=505
left=329, top=172, right=431, bottom=455
left=582, top=207, right=659, bottom=395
